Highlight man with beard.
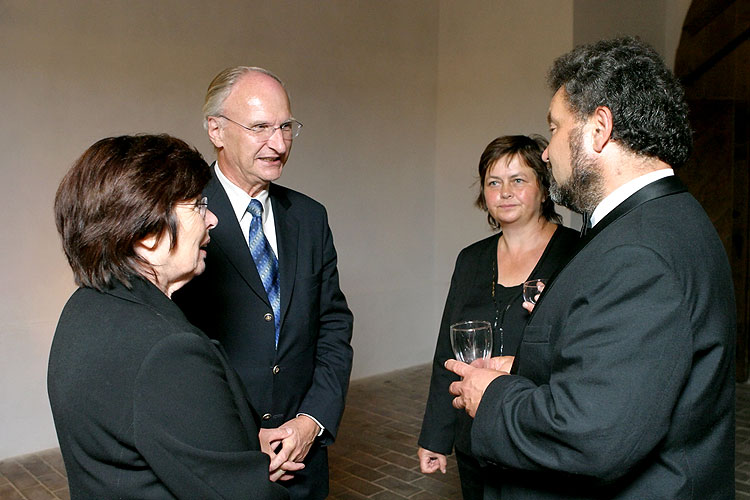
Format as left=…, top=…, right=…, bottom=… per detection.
left=446, top=36, right=736, bottom=499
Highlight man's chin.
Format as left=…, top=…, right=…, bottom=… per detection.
left=260, top=165, right=284, bottom=183
left=549, top=184, right=569, bottom=208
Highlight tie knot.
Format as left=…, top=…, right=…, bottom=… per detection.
left=247, top=199, right=263, bottom=217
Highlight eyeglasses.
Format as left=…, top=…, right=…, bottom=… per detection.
left=178, top=196, right=208, bottom=218
left=195, top=196, right=208, bottom=218
left=217, top=114, right=303, bottom=141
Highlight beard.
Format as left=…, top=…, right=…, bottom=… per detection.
left=548, top=125, right=605, bottom=214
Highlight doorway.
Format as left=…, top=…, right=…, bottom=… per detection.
left=674, top=0, right=750, bottom=380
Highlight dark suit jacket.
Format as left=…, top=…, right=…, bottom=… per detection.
left=419, top=225, right=579, bottom=456
left=174, top=173, right=353, bottom=499
left=48, top=278, right=288, bottom=500
left=472, top=177, right=736, bottom=499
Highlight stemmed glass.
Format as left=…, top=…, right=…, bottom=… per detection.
left=450, top=320, right=493, bottom=364
left=523, top=279, right=547, bottom=305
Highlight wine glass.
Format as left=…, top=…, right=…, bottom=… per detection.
left=450, top=320, right=493, bottom=364
left=523, top=279, right=547, bottom=304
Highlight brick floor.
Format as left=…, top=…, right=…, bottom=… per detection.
left=2, top=364, right=748, bottom=499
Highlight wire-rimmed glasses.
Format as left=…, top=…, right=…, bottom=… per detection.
left=195, top=196, right=208, bottom=218
left=217, top=114, right=303, bottom=141
left=179, top=196, right=208, bottom=218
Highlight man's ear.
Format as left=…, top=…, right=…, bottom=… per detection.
left=206, top=116, right=224, bottom=149
left=591, top=105, right=614, bottom=153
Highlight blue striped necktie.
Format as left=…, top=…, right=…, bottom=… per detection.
left=246, top=199, right=280, bottom=348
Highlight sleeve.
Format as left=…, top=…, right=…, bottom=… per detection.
left=472, top=244, right=692, bottom=482
left=417, top=251, right=467, bottom=455
left=133, top=332, right=289, bottom=500
left=297, top=212, right=354, bottom=444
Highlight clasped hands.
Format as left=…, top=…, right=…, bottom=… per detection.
left=445, top=356, right=514, bottom=418
left=259, top=415, right=320, bottom=482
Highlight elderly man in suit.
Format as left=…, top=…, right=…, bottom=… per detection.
left=174, top=66, right=353, bottom=500
left=447, top=37, right=736, bottom=499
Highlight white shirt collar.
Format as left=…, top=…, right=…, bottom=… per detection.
left=590, top=168, right=674, bottom=227
left=214, top=161, right=271, bottom=222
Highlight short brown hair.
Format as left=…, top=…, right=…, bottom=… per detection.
left=475, top=134, right=561, bottom=229
left=54, top=134, right=211, bottom=291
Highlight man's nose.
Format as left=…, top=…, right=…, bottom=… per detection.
left=541, top=148, right=549, bottom=163
left=267, top=127, right=288, bottom=152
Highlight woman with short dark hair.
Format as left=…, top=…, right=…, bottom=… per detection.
left=417, top=135, right=579, bottom=499
left=48, top=134, right=290, bottom=499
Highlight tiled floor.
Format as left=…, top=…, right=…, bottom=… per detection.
left=0, top=448, right=68, bottom=500
left=2, top=364, right=749, bottom=499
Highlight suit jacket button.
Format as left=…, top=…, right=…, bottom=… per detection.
left=264, top=313, right=273, bottom=322
left=262, top=413, right=272, bottom=421
left=272, top=365, right=280, bottom=375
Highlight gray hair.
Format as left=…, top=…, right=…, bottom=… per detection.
left=202, top=66, right=286, bottom=130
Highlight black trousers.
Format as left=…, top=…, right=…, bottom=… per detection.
left=455, top=449, right=485, bottom=500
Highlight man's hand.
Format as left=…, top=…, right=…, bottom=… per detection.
left=259, top=427, right=305, bottom=481
left=472, top=355, right=515, bottom=373
left=280, top=415, right=319, bottom=462
left=417, top=446, right=447, bottom=474
left=446, top=357, right=511, bottom=418
left=260, top=415, right=320, bottom=481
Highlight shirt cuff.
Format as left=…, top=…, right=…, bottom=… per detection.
left=297, top=413, right=325, bottom=437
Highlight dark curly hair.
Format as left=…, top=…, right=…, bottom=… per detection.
left=476, top=134, right=562, bottom=229
left=547, top=36, right=692, bottom=167
left=54, top=134, right=211, bottom=291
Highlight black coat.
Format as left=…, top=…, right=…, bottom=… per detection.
left=48, top=278, right=289, bottom=500
left=419, top=225, right=579, bottom=455
left=473, top=176, right=736, bottom=499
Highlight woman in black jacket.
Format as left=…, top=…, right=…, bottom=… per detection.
left=49, top=134, right=292, bottom=499
left=418, top=135, right=579, bottom=499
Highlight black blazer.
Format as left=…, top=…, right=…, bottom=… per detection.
left=48, top=278, right=289, bottom=500
left=472, top=177, right=736, bottom=499
left=419, top=226, right=579, bottom=455
left=174, top=172, right=353, bottom=499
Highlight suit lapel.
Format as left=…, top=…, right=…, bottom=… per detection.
left=528, top=175, right=688, bottom=320
left=205, top=168, right=270, bottom=306
left=269, top=184, right=298, bottom=330
left=582, top=175, right=687, bottom=243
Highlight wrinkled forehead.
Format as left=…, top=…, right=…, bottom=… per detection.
left=547, top=88, right=567, bottom=122
left=224, top=73, right=292, bottom=118
left=488, top=153, right=533, bottom=176
left=548, top=87, right=585, bottom=126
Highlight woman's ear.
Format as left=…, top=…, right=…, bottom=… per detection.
left=136, top=233, right=159, bottom=251
left=133, top=232, right=164, bottom=264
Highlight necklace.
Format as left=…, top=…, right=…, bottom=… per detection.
left=491, top=255, right=527, bottom=356
left=491, top=257, right=508, bottom=356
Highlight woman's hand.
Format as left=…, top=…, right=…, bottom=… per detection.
left=418, top=447, right=447, bottom=474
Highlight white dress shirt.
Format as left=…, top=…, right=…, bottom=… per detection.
left=590, top=168, right=674, bottom=228
left=214, top=162, right=278, bottom=257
